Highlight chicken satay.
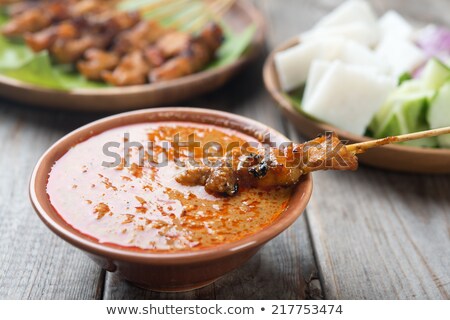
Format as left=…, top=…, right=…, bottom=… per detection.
left=197, top=22, right=225, bottom=52
left=102, top=51, right=151, bottom=86
left=6, top=1, right=40, bottom=17
left=143, top=46, right=166, bottom=68
left=50, top=36, right=101, bottom=64
left=1, top=2, right=70, bottom=37
left=155, top=31, right=192, bottom=58
left=113, top=20, right=167, bottom=55
left=1, top=8, right=52, bottom=37
left=69, top=0, right=114, bottom=17
left=150, top=23, right=224, bottom=82
left=175, top=134, right=358, bottom=196
left=79, top=9, right=140, bottom=36
left=149, top=39, right=213, bottom=81
left=24, top=21, right=78, bottom=52
left=43, top=10, right=138, bottom=64
left=1, top=0, right=120, bottom=39
left=101, top=11, right=140, bottom=35
left=139, top=31, right=193, bottom=72
left=77, top=49, right=120, bottom=81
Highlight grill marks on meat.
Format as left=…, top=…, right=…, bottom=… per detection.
left=1, top=1, right=225, bottom=86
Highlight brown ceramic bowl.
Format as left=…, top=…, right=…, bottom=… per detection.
left=29, top=107, right=312, bottom=292
left=263, top=37, right=450, bottom=174
left=0, top=0, right=266, bottom=111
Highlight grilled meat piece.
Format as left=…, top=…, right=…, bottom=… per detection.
left=1, top=1, right=70, bottom=37
left=143, top=46, right=166, bottom=68
left=175, top=134, right=359, bottom=195
left=24, top=21, right=78, bottom=52
left=150, top=22, right=224, bottom=82
left=155, top=31, right=192, bottom=58
left=77, top=49, right=120, bottom=81
left=102, top=51, right=151, bottom=86
left=2, top=8, right=52, bottom=37
left=113, top=20, right=166, bottom=55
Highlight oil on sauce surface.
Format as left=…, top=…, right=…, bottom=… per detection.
left=47, top=122, right=292, bottom=251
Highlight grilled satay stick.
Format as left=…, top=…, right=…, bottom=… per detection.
left=176, top=127, right=450, bottom=196
left=24, top=21, right=78, bottom=52
left=1, top=0, right=84, bottom=37
left=176, top=133, right=358, bottom=196
left=150, top=22, right=223, bottom=82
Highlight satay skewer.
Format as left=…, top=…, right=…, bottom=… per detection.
left=347, top=126, right=450, bottom=154
left=175, top=126, right=450, bottom=196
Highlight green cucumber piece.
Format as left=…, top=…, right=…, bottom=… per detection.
left=428, top=83, right=450, bottom=148
left=422, top=58, right=450, bottom=90
left=372, top=95, right=438, bottom=147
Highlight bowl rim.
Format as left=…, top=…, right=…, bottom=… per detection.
left=29, top=107, right=312, bottom=265
left=0, top=0, right=266, bottom=97
left=263, top=36, right=450, bottom=157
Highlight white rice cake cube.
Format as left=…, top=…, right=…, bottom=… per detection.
left=302, top=21, right=379, bottom=48
left=275, top=37, right=388, bottom=92
left=303, top=61, right=396, bottom=135
left=274, top=38, right=345, bottom=91
left=378, top=10, right=414, bottom=40
left=376, top=35, right=426, bottom=77
left=314, top=0, right=377, bottom=29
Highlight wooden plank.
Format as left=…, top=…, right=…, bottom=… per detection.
left=281, top=0, right=450, bottom=300
left=297, top=149, right=450, bottom=299
left=0, top=102, right=105, bottom=299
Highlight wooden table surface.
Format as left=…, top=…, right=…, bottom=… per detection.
left=1, top=0, right=449, bottom=300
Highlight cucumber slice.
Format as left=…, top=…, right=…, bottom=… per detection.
left=372, top=95, right=438, bottom=147
left=428, top=83, right=450, bottom=147
left=369, top=80, right=435, bottom=134
left=422, top=58, right=450, bottom=90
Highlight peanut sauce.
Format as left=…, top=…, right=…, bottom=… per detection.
left=47, top=122, right=293, bottom=251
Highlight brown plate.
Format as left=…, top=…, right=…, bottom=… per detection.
left=29, top=107, right=312, bottom=292
left=0, top=0, right=265, bottom=112
left=263, top=37, right=450, bottom=174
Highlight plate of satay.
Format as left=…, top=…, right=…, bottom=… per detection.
left=264, top=0, right=450, bottom=173
left=0, top=0, right=265, bottom=111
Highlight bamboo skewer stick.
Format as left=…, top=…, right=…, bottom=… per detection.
left=347, top=127, right=450, bottom=154
left=133, top=0, right=236, bottom=32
